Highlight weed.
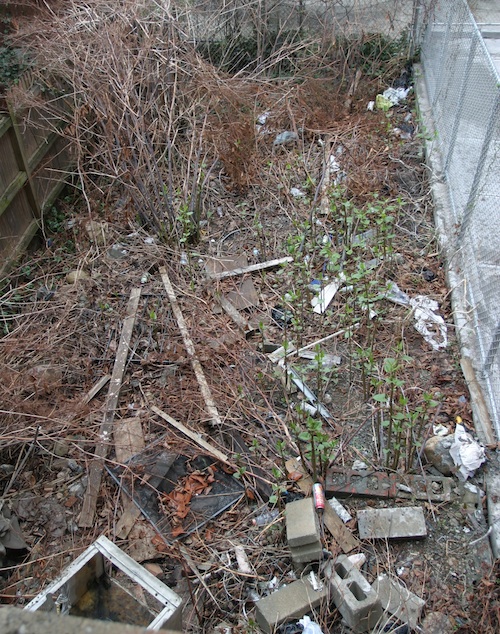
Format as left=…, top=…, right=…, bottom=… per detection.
left=373, top=345, right=440, bottom=471
left=291, top=413, right=337, bottom=481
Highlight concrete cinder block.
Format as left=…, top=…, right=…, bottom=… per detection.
left=286, top=498, right=320, bottom=547
left=255, top=577, right=329, bottom=634
left=373, top=574, right=425, bottom=629
left=357, top=506, right=427, bottom=540
left=325, top=555, right=382, bottom=633
left=290, top=541, right=323, bottom=563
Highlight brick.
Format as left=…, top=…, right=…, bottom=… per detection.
left=325, top=555, right=382, bottom=633
left=372, top=574, right=425, bottom=629
left=255, top=577, right=329, bottom=634
left=397, top=474, right=453, bottom=502
left=357, top=506, right=427, bottom=540
left=286, top=498, right=320, bottom=547
left=325, top=468, right=453, bottom=503
left=290, top=541, right=323, bottom=563
left=325, top=468, right=397, bottom=498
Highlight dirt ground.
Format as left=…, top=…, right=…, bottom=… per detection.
left=0, top=7, right=498, bottom=631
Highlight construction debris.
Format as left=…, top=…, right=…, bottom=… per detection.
left=357, top=507, right=427, bottom=540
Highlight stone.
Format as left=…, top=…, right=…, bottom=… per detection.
left=421, top=611, right=455, bottom=634
left=357, top=507, right=427, bottom=540
left=372, top=574, right=425, bottom=629
left=255, top=577, right=329, bottom=634
left=423, top=435, right=455, bottom=475
left=286, top=498, right=320, bottom=547
left=66, top=269, right=90, bottom=284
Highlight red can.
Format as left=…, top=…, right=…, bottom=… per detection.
left=312, top=482, right=325, bottom=512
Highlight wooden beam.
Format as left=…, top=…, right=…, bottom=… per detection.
left=151, top=405, right=230, bottom=466
left=79, top=287, right=141, bottom=528
left=207, top=256, right=293, bottom=280
left=160, top=267, right=223, bottom=428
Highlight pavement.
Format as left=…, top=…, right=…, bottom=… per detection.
left=469, top=0, right=500, bottom=73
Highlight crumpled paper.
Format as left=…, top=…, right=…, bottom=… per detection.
left=449, top=423, right=486, bottom=480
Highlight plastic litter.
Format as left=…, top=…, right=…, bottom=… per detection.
left=290, top=187, right=305, bottom=198
left=433, top=424, right=449, bottom=436
left=384, top=281, right=447, bottom=350
left=257, top=111, right=271, bottom=126
left=352, top=459, right=368, bottom=471
left=347, top=553, right=366, bottom=569
left=298, top=615, right=324, bottom=634
left=274, top=131, right=298, bottom=146
left=375, top=94, right=393, bottom=111
left=252, top=509, right=280, bottom=526
left=312, top=276, right=344, bottom=314
left=449, top=423, right=486, bottom=480
left=328, top=496, right=352, bottom=523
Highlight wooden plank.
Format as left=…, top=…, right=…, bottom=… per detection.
left=0, top=115, right=12, bottom=138
left=0, top=172, right=28, bottom=217
left=285, top=458, right=359, bottom=553
left=151, top=405, right=230, bottom=466
left=207, top=256, right=293, bottom=280
left=83, top=374, right=111, bottom=405
left=6, top=102, right=42, bottom=219
left=114, top=417, right=145, bottom=539
left=79, top=287, right=141, bottom=528
left=323, top=499, right=360, bottom=553
left=0, top=218, right=39, bottom=280
left=213, top=291, right=255, bottom=336
left=160, top=267, right=223, bottom=428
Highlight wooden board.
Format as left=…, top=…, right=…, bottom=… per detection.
left=114, top=417, right=146, bottom=539
left=151, top=405, right=230, bottom=465
left=160, top=267, right=223, bottom=428
left=79, top=287, right=141, bottom=528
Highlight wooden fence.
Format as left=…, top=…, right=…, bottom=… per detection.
left=0, top=82, right=72, bottom=278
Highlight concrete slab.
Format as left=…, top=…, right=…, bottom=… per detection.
left=373, top=574, right=425, bottom=629
left=255, top=577, right=329, bottom=634
left=285, top=497, right=320, bottom=547
left=357, top=507, right=427, bottom=540
left=0, top=606, right=178, bottom=634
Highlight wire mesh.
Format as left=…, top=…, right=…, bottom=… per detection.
left=419, top=0, right=500, bottom=435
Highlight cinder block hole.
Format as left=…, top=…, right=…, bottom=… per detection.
left=334, top=562, right=349, bottom=579
left=347, top=581, right=367, bottom=602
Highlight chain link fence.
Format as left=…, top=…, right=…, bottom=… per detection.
left=418, top=0, right=500, bottom=436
